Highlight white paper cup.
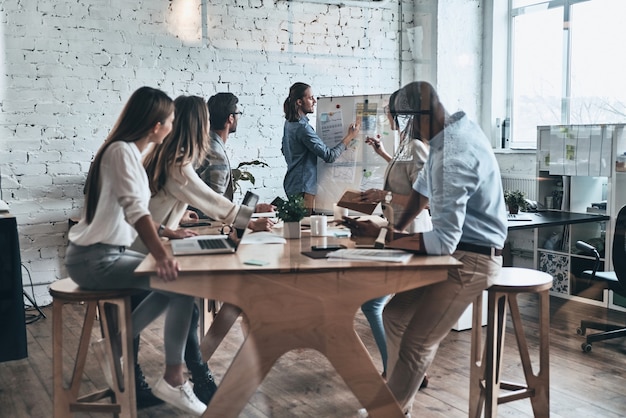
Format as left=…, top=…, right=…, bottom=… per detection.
left=333, top=204, right=348, bottom=221
left=310, top=215, right=328, bottom=236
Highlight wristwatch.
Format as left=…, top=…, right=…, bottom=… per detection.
left=157, top=224, right=166, bottom=237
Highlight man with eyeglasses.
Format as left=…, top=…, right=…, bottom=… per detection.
left=196, top=92, right=241, bottom=202
left=194, top=92, right=274, bottom=231
left=344, top=81, right=507, bottom=417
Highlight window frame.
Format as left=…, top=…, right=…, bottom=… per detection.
left=485, top=0, right=599, bottom=150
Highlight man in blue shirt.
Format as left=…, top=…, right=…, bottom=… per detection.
left=344, top=81, right=507, bottom=416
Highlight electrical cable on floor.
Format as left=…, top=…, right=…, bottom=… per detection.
left=21, top=263, right=48, bottom=324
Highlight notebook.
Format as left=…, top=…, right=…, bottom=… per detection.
left=507, top=213, right=532, bottom=221
left=326, top=248, right=413, bottom=263
left=171, top=202, right=255, bottom=256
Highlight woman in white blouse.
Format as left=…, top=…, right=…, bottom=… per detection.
left=134, top=95, right=272, bottom=403
left=64, top=87, right=206, bottom=416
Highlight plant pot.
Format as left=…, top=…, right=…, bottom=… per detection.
left=283, top=221, right=301, bottom=239
left=508, top=205, right=519, bottom=214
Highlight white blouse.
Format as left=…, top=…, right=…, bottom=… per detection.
left=129, top=162, right=238, bottom=254
left=69, top=141, right=151, bottom=247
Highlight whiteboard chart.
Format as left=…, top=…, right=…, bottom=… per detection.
left=314, top=94, right=395, bottom=214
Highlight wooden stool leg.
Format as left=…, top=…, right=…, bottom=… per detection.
left=99, top=298, right=137, bottom=418
left=53, top=300, right=98, bottom=418
left=469, top=293, right=486, bottom=418
left=506, top=292, right=550, bottom=417
left=484, top=291, right=508, bottom=418
left=52, top=298, right=69, bottom=418
left=535, top=290, right=550, bottom=416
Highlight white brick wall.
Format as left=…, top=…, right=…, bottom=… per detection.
left=0, top=0, right=483, bottom=305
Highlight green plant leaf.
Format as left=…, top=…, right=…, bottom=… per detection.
left=276, top=194, right=307, bottom=222
left=231, top=160, right=268, bottom=193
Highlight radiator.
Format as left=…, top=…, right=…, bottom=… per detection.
left=501, top=174, right=537, bottom=201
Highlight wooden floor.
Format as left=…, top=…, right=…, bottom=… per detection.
left=2, top=295, right=625, bottom=417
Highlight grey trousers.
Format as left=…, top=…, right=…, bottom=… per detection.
left=65, top=242, right=194, bottom=365
left=383, top=249, right=502, bottom=413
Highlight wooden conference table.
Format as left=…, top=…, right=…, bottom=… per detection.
left=135, top=232, right=462, bottom=418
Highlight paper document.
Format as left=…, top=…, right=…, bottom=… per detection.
left=251, top=212, right=277, bottom=219
left=326, top=248, right=412, bottom=263
left=507, top=213, right=532, bottom=221
left=240, top=231, right=286, bottom=245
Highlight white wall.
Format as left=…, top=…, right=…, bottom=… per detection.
left=0, top=0, right=485, bottom=304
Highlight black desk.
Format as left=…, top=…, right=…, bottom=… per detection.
left=507, top=210, right=610, bottom=231
left=0, top=214, right=28, bottom=362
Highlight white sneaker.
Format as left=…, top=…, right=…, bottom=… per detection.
left=152, top=377, right=207, bottom=416
left=357, top=408, right=410, bottom=418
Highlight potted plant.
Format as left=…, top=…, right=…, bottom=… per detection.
left=504, top=189, right=528, bottom=214
left=276, top=194, right=307, bottom=239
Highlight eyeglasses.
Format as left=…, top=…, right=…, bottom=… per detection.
left=232, top=111, right=243, bottom=117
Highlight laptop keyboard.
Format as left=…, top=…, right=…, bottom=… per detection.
left=198, top=238, right=229, bottom=249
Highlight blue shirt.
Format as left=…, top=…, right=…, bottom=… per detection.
left=414, top=112, right=508, bottom=255
left=282, top=115, right=346, bottom=196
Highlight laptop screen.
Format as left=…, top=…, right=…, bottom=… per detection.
left=233, top=204, right=254, bottom=239
left=242, top=190, right=259, bottom=208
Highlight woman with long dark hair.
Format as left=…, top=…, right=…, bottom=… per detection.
left=65, top=87, right=207, bottom=416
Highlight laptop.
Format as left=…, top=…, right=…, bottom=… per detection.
left=241, top=190, right=259, bottom=208
left=171, top=199, right=256, bottom=256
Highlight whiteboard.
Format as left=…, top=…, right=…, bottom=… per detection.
left=314, top=94, right=395, bottom=213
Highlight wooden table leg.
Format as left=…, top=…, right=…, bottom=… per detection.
left=202, top=329, right=284, bottom=418
left=199, top=304, right=242, bottom=362
left=323, top=323, right=404, bottom=418
left=201, top=301, right=404, bottom=418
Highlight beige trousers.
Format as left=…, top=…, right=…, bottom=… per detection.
left=383, top=249, right=502, bottom=413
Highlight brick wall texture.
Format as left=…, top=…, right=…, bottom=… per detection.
left=0, top=0, right=482, bottom=303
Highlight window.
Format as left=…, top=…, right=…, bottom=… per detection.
left=508, top=0, right=626, bottom=149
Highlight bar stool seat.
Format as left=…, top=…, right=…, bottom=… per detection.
left=49, top=278, right=139, bottom=418
left=469, top=267, right=553, bottom=418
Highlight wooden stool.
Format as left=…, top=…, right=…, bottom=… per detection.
left=469, top=267, right=553, bottom=418
left=49, top=278, right=139, bottom=418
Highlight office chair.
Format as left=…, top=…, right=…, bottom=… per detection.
left=575, top=205, right=626, bottom=352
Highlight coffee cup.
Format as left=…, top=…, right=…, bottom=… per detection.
left=333, top=203, right=348, bottom=221
left=310, top=215, right=328, bottom=236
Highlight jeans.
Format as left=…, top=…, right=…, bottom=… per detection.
left=65, top=242, right=195, bottom=365
left=131, top=293, right=204, bottom=368
left=361, top=295, right=390, bottom=374
left=383, top=250, right=502, bottom=413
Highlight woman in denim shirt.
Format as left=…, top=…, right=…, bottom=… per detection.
left=281, top=82, right=360, bottom=212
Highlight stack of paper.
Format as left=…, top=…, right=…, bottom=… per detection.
left=241, top=231, right=286, bottom=244
left=251, top=212, right=278, bottom=219
left=326, top=248, right=413, bottom=263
